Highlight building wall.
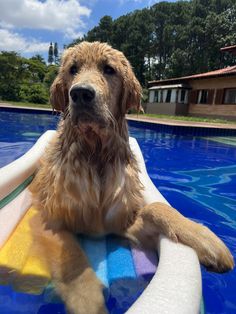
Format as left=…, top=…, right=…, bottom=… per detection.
left=176, top=103, right=189, bottom=115
left=189, top=104, right=236, bottom=119
left=148, top=76, right=236, bottom=118
left=146, top=102, right=177, bottom=115
left=147, top=89, right=188, bottom=115
left=190, top=76, right=236, bottom=90
left=189, top=76, right=236, bottom=118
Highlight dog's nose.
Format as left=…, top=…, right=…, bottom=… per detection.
left=70, top=85, right=95, bottom=106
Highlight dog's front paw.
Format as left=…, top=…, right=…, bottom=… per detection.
left=58, top=268, right=108, bottom=314
left=182, top=222, right=234, bottom=273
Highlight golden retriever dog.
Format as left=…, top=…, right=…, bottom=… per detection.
left=30, top=41, right=234, bottom=314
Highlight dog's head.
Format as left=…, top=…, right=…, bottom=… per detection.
left=50, top=42, right=141, bottom=140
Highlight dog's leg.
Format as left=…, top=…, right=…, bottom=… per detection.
left=125, top=202, right=234, bottom=273
left=31, top=214, right=107, bottom=314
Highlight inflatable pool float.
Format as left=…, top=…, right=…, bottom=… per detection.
left=0, top=131, right=202, bottom=314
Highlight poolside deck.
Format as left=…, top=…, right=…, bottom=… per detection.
left=126, top=114, right=236, bottom=130
left=0, top=103, right=52, bottom=112
left=1, top=103, right=236, bottom=130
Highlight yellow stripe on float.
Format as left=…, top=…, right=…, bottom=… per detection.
left=0, top=207, right=37, bottom=285
left=13, top=252, right=51, bottom=295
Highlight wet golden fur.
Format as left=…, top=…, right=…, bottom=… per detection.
left=30, top=42, right=234, bottom=314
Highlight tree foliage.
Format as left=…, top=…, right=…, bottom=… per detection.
left=0, top=52, right=25, bottom=101
left=53, top=42, right=59, bottom=65
left=0, top=51, right=58, bottom=104
left=0, top=0, right=236, bottom=105
left=69, top=0, right=236, bottom=85
left=48, top=42, right=54, bottom=65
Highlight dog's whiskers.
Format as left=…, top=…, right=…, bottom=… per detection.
left=63, top=107, right=70, bottom=120
left=107, top=108, right=119, bottom=133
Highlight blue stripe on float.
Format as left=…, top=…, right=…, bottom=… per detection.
left=106, top=235, right=136, bottom=284
left=79, top=235, right=108, bottom=287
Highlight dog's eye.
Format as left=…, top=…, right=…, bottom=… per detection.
left=103, top=65, right=116, bottom=75
left=70, top=65, right=78, bottom=75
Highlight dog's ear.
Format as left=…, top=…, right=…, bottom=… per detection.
left=122, top=63, right=142, bottom=113
left=50, top=76, right=69, bottom=112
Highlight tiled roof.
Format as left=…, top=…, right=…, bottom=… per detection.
left=220, top=44, right=236, bottom=52
left=184, top=66, right=236, bottom=79
left=149, top=66, right=236, bottom=85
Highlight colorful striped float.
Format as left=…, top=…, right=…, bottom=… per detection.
left=0, top=131, right=202, bottom=314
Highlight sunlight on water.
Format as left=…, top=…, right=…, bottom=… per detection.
left=0, top=110, right=236, bottom=314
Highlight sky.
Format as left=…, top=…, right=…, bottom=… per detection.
left=0, top=0, right=175, bottom=60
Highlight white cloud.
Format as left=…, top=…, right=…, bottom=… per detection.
left=148, top=0, right=159, bottom=6
left=118, top=0, right=159, bottom=6
left=118, top=0, right=143, bottom=4
left=0, top=29, right=49, bottom=53
left=0, top=0, right=91, bottom=39
left=64, top=28, right=84, bottom=40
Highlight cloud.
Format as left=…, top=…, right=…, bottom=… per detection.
left=0, top=29, right=49, bottom=53
left=118, top=0, right=159, bottom=6
left=0, top=0, right=91, bottom=39
left=64, top=28, right=84, bottom=40
left=148, top=0, right=159, bottom=5
left=118, top=0, right=143, bottom=4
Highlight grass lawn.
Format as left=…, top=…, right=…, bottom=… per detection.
left=1, top=101, right=235, bottom=125
left=136, top=113, right=236, bottom=125
left=0, top=100, right=51, bottom=109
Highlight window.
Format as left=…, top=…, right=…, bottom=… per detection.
left=153, top=90, right=163, bottom=102
left=154, top=90, right=159, bottom=102
left=165, top=89, right=172, bottom=103
left=197, top=90, right=208, bottom=104
left=223, top=88, right=236, bottom=104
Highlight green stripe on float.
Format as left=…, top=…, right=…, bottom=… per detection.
left=0, top=176, right=34, bottom=209
left=200, top=297, right=205, bottom=314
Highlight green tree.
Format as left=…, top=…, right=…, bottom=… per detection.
left=27, top=83, right=49, bottom=104
left=0, top=51, right=50, bottom=104
left=98, top=15, right=113, bottom=43
left=48, top=42, right=54, bottom=65
left=44, top=65, right=59, bottom=88
left=27, top=57, right=47, bottom=82
left=30, top=54, right=46, bottom=65
left=85, top=16, right=113, bottom=44
left=123, top=9, right=154, bottom=85
left=65, top=0, right=236, bottom=85
left=54, top=42, right=59, bottom=64
left=0, top=52, right=27, bottom=101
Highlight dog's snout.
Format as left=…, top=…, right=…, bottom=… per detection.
left=70, top=85, right=95, bottom=106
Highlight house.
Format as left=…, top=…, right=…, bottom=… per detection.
left=147, top=46, right=236, bottom=120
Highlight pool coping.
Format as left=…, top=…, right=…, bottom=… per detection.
left=1, top=103, right=236, bottom=131
left=126, top=115, right=236, bottom=130
left=0, top=103, right=52, bottom=113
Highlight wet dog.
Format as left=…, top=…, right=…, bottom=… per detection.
left=30, top=42, right=234, bottom=314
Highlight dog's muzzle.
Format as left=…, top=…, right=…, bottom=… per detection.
left=70, top=84, right=96, bottom=108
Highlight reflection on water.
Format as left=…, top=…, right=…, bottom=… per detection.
left=129, top=125, right=236, bottom=314
left=173, top=165, right=236, bottom=227
left=0, top=111, right=236, bottom=314
left=0, top=111, right=59, bottom=167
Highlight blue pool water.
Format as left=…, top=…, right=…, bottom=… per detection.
left=0, top=109, right=236, bottom=314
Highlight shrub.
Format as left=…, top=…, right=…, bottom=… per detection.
left=19, top=84, right=31, bottom=102
left=19, top=83, right=49, bottom=104
left=27, top=84, right=49, bottom=104
left=44, top=65, right=59, bottom=88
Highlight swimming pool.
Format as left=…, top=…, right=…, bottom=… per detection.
left=0, top=108, right=236, bottom=314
